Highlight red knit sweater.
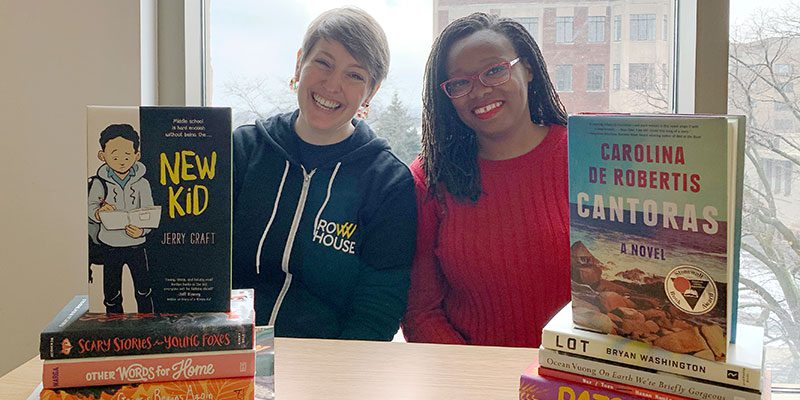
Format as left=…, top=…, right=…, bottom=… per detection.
left=402, top=124, right=571, bottom=347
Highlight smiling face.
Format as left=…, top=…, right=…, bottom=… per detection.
left=98, top=136, right=139, bottom=176
left=294, top=39, right=377, bottom=144
left=445, top=29, right=534, bottom=141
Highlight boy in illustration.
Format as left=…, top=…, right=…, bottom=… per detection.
left=88, top=124, right=155, bottom=314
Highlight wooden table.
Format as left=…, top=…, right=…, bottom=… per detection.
left=0, top=338, right=537, bottom=400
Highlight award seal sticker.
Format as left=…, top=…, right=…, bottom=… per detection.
left=664, top=265, right=718, bottom=315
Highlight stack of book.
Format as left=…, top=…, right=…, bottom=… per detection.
left=521, top=114, right=770, bottom=399
left=38, top=289, right=256, bottom=400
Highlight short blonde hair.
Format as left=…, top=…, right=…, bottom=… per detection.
left=300, top=7, right=390, bottom=88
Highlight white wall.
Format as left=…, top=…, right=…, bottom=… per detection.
left=0, top=1, right=150, bottom=377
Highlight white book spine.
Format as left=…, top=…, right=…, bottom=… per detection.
left=538, top=348, right=761, bottom=400
left=541, top=328, right=761, bottom=390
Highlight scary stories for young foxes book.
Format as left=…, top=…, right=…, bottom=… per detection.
left=567, top=114, right=745, bottom=362
left=87, top=106, right=232, bottom=313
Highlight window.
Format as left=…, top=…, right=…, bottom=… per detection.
left=612, top=64, right=620, bottom=90
left=556, top=16, right=574, bottom=43
left=774, top=119, right=794, bottom=132
left=613, top=15, right=622, bottom=41
left=629, top=63, right=654, bottom=90
left=775, top=63, right=793, bottom=76
left=774, top=101, right=791, bottom=112
left=630, top=14, right=656, bottom=41
left=587, top=16, right=605, bottom=43
left=555, top=64, right=573, bottom=91
left=514, top=17, right=539, bottom=41
left=662, top=15, right=668, bottom=40
left=587, top=64, right=604, bottom=91
left=762, top=158, right=794, bottom=196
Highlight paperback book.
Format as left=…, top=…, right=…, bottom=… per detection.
left=567, top=114, right=745, bottom=361
left=39, top=377, right=254, bottom=400
left=520, top=355, right=650, bottom=400
left=537, top=366, right=691, bottom=400
left=42, top=349, right=255, bottom=389
left=541, top=303, right=763, bottom=391
left=40, top=290, right=254, bottom=360
left=87, top=106, right=232, bottom=314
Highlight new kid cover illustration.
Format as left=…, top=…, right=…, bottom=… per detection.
left=567, top=114, right=744, bottom=362
left=87, top=106, right=232, bottom=313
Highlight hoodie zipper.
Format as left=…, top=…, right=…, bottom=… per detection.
left=269, top=166, right=315, bottom=326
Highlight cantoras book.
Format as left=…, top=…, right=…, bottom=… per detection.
left=40, top=290, right=254, bottom=360
left=567, top=114, right=745, bottom=361
left=87, top=106, right=232, bottom=314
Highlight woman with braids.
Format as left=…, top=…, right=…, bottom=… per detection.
left=402, top=12, right=570, bottom=347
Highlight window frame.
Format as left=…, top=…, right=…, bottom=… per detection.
left=555, top=16, right=574, bottom=44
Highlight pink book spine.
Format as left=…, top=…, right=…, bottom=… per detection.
left=538, top=367, right=693, bottom=400
left=521, top=362, right=647, bottom=400
left=42, top=350, right=255, bottom=389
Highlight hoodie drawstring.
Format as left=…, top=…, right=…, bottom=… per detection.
left=313, top=162, right=342, bottom=232
left=256, top=160, right=290, bottom=274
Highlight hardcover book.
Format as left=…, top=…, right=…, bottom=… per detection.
left=40, top=289, right=254, bottom=360
left=567, top=114, right=745, bottom=361
left=87, top=106, right=232, bottom=314
left=541, top=303, right=763, bottom=391
left=520, top=355, right=651, bottom=400
left=537, top=347, right=768, bottom=400
left=42, top=349, right=255, bottom=389
left=39, top=377, right=254, bottom=400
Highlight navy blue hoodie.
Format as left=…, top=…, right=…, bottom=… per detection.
left=232, top=110, right=416, bottom=340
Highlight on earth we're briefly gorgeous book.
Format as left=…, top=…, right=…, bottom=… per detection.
left=567, top=114, right=745, bottom=362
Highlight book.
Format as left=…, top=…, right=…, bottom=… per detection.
left=541, top=303, right=763, bottom=391
left=87, top=106, right=232, bottom=314
left=537, top=365, right=692, bottom=400
left=254, top=326, right=275, bottom=400
left=39, top=377, right=254, bottom=400
left=537, top=347, right=767, bottom=400
left=567, top=114, right=745, bottom=360
left=98, top=206, right=162, bottom=230
left=42, top=349, right=255, bottom=389
left=520, top=355, right=651, bottom=400
left=40, top=289, right=254, bottom=360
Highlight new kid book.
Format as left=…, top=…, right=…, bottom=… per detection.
left=567, top=114, right=745, bottom=361
left=87, top=106, right=232, bottom=313
left=40, top=290, right=254, bottom=360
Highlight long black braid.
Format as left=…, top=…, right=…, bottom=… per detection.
left=420, top=12, right=567, bottom=202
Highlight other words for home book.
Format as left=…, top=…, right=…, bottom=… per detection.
left=87, top=106, right=232, bottom=314
left=567, top=114, right=745, bottom=362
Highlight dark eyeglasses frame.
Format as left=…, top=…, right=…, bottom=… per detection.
left=440, top=57, right=521, bottom=99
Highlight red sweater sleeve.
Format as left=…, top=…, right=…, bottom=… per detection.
left=401, top=159, right=466, bottom=344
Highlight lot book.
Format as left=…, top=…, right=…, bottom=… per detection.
left=87, top=106, right=232, bottom=313
left=40, top=290, right=254, bottom=360
left=567, top=114, right=745, bottom=361
left=42, top=349, right=254, bottom=389
left=541, top=303, right=763, bottom=391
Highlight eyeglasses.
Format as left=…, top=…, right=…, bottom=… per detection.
left=440, top=58, right=521, bottom=99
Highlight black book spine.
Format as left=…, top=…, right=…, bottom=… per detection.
left=40, top=318, right=254, bottom=360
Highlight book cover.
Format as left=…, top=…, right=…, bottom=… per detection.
left=87, top=106, right=232, bottom=314
left=567, top=114, right=745, bottom=361
left=43, top=349, right=255, bottom=389
left=538, top=347, right=766, bottom=400
left=39, top=377, right=254, bottom=400
left=40, top=289, right=254, bottom=360
left=520, top=355, right=649, bottom=400
left=541, top=303, right=763, bottom=391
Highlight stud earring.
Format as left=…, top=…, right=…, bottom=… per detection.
left=356, top=103, right=370, bottom=120
left=288, top=77, right=299, bottom=92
